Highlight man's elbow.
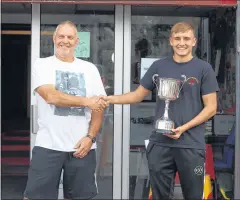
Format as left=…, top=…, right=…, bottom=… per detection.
left=133, top=92, right=144, bottom=103
left=45, top=94, right=58, bottom=105
left=36, top=86, right=59, bottom=105
left=209, top=103, right=217, bottom=116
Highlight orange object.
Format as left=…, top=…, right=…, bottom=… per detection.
left=204, top=174, right=213, bottom=199
left=148, top=188, right=152, bottom=200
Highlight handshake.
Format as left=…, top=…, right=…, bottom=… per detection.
left=86, top=95, right=112, bottom=112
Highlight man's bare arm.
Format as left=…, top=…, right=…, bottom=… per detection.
left=88, top=110, right=104, bottom=138
left=73, top=110, right=104, bottom=158
left=182, top=92, right=217, bottom=131
left=36, top=84, right=107, bottom=110
left=104, top=85, right=151, bottom=104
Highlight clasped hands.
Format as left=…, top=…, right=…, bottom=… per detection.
left=87, top=95, right=110, bottom=112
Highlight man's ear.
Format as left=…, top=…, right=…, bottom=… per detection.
left=169, top=37, right=173, bottom=47
left=193, top=37, right=197, bottom=47
left=75, top=37, right=79, bottom=47
left=53, top=35, right=56, bottom=45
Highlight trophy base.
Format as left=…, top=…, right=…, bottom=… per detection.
left=155, top=129, right=176, bottom=135
left=155, top=119, right=175, bottom=135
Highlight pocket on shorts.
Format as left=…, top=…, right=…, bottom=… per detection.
left=146, top=142, right=154, bottom=158
left=196, top=149, right=205, bottom=159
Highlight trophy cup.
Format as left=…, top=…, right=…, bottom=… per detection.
left=152, top=74, right=186, bottom=135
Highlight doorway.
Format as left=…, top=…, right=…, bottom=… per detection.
left=1, top=24, right=31, bottom=198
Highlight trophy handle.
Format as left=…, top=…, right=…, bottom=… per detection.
left=152, top=74, right=159, bottom=91
left=176, top=75, right=187, bottom=98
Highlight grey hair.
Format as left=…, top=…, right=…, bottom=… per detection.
left=53, top=21, right=78, bottom=37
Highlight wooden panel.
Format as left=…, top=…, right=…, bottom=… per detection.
left=1, top=30, right=53, bottom=35
left=1, top=0, right=237, bottom=6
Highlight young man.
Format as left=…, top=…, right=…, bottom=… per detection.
left=24, top=21, right=108, bottom=199
left=103, top=22, right=219, bottom=199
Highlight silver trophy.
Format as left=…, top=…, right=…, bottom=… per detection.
left=152, top=74, right=186, bottom=135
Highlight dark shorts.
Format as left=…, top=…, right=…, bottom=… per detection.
left=24, top=146, right=97, bottom=200
left=146, top=142, right=205, bottom=200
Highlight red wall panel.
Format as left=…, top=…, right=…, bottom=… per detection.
left=1, top=0, right=238, bottom=6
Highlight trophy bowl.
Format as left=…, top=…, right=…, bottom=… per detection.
left=158, top=78, right=182, bottom=100
left=152, top=75, right=186, bottom=135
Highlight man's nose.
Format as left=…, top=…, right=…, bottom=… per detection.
left=179, top=38, right=185, bottom=45
left=63, top=37, right=69, bottom=43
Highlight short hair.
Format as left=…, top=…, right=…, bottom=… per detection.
left=170, top=22, right=195, bottom=36
left=53, top=20, right=78, bottom=37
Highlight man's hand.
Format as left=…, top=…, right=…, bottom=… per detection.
left=99, top=85, right=151, bottom=105
left=100, top=96, right=112, bottom=104
left=163, top=126, right=187, bottom=140
left=86, top=96, right=108, bottom=111
left=73, top=137, right=92, bottom=158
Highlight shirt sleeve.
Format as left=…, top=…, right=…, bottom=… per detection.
left=32, top=58, right=55, bottom=94
left=201, top=64, right=220, bottom=95
left=139, top=61, right=158, bottom=91
left=91, top=65, right=107, bottom=96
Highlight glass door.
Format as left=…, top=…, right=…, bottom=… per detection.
left=122, top=5, right=202, bottom=199
left=31, top=4, right=124, bottom=199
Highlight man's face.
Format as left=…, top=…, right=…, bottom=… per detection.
left=53, top=24, right=78, bottom=58
left=170, top=30, right=196, bottom=57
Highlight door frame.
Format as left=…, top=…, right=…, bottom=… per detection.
left=234, top=2, right=240, bottom=199
left=30, top=4, right=124, bottom=199
left=121, top=4, right=240, bottom=199
left=122, top=5, right=131, bottom=199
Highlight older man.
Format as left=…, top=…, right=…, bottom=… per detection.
left=24, top=21, right=108, bottom=200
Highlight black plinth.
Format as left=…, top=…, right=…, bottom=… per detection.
left=154, top=129, right=176, bottom=135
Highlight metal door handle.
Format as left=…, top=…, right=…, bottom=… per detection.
left=31, top=105, right=38, bottom=134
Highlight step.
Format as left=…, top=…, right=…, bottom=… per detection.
left=1, top=172, right=28, bottom=176
left=3, top=136, right=30, bottom=141
left=2, top=151, right=29, bottom=157
left=2, top=140, right=29, bottom=145
left=2, top=145, right=30, bottom=151
left=5, top=130, right=30, bottom=137
left=1, top=157, right=30, bottom=166
left=1, top=165, right=29, bottom=176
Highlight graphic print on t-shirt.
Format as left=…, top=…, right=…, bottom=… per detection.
left=54, top=70, right=86, bottom=116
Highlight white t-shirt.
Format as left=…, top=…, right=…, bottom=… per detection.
left=32, top=56, right=106, bottom=152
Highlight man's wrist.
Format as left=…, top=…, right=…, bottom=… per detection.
left=108, top=95, right=115, bottom=104
left=86, top=134, right=96, bottom=143
left=182, top=124, right=190, bottom=132
left=82, top=97, right=89, bottom=107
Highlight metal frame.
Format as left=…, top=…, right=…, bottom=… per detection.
left=30, top=4, right=40, bottom=157
left=234, top=2, right=240, bottom=199
left=30, top=4, right=124, bottom=198
left=200, top=18, right=210, bottom=62
left=122, top=5, right=131, bottom=199
left=114, top=5, right=124, bottom=199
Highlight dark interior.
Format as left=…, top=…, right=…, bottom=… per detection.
left=1, top=24, right=31, bottom=131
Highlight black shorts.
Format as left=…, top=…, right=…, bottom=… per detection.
left=146, top=142, right=205, bottom=200
left=24, top=146, right=97, bottom=200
